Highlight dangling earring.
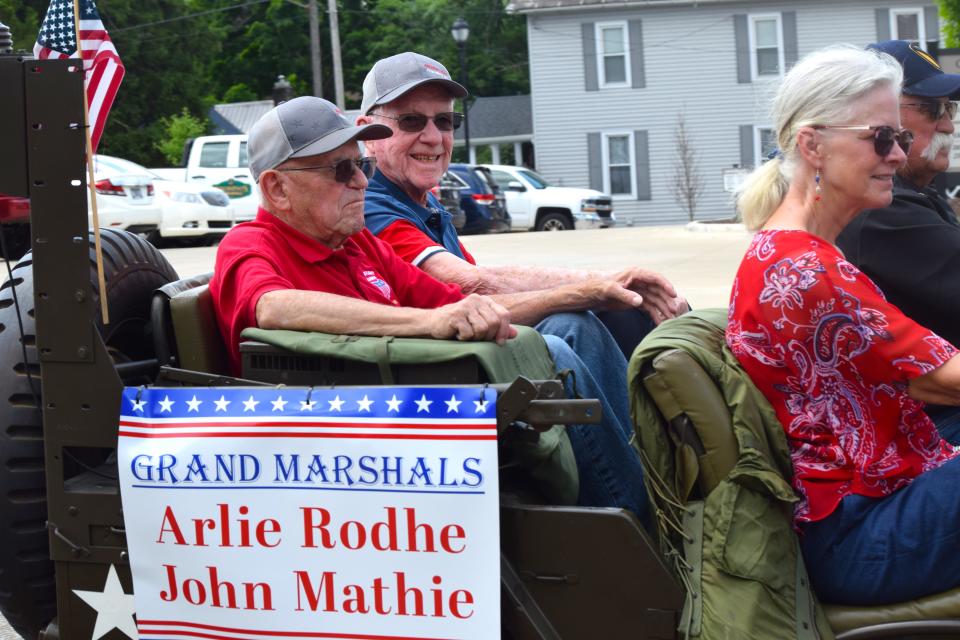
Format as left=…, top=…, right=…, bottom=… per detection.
left=814, top=169, right=822, bottom=202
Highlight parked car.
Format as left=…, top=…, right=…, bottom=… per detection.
left=480, top=164, right=615, bottom=231
left=446, top=164, right=511, bottom=235
left=430, top=171, right=466, bottom=231
left=96, top=155, right=235, bottom=246
left=90, top=155, right=162, bottom=238
left=0, top=194, right=32, bottom=259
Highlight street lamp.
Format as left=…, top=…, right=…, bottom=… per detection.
left=451, top=17, right=470, bottom=163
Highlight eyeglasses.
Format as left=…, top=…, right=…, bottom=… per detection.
left=812, top=125, right=914, bottom=156
left=374, top=112, right=464, bottom=133
left=276, top=157, right=376, bottom=183
left=902, top=100, right=959, bottom=121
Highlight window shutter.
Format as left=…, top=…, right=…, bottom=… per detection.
left=924, top=6, right=940, bottom=45
left=582, top=23, right=599, bottom=92
left=628, top=20, right=646, bottom=89
left=876, top=9, right=891, bottom=41
left=588, top=133, right=603, bottom=191
left=740, top=125, right=754, bottom=168
left=734, top=14, right=750, bottom=84
left=782, top=12, right=798, bottom=69
left=634, top=130, right=651, bottom=201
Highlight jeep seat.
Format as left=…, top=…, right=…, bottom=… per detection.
left=632, top=310, right=960, bottom=639
left=151, top=273, right=231, bottom=376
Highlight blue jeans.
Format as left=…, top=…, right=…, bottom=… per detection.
left=536, top=312, right=650, bottom=522
left=926, top=404, right=960, bottom=445
left=800, top=456, right=960, bottom=605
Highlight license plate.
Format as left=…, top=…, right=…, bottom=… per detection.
left=129, top=187, right=143, bottom=200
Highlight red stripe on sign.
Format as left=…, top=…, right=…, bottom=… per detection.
left=118, top=431, right=497, bottom=440
left=137, top=618, right=455, bottom=640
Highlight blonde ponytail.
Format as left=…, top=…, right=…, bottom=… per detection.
left=736, top=157, right=790, bottom=231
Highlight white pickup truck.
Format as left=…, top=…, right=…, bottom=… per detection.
left=481, top=164, right=615, bottom=231
left=151, top=134, right=258, bottom=222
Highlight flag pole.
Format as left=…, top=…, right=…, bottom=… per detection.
left=72, top=0, right=109, bottom=326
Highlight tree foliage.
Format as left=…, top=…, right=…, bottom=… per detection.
left=943, top=0, right=960, bottom=47
left=155, top=108, right=209, bottom=165
left=0, top=0, right=529, bottom=166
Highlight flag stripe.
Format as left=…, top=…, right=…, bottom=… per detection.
left=34, top=0, right=124, bottom=151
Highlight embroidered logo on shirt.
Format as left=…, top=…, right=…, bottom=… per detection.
left=363, top=269, right=393, bottom=301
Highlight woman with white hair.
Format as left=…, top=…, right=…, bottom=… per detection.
left=728, top=44, right=960, bottom=605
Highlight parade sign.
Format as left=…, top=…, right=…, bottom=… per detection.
left=118, top=386, right=500, bottom=639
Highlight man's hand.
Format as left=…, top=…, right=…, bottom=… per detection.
left=612, top=268, right=689, bottom=324
left=430, top=294, right=517, bottom=345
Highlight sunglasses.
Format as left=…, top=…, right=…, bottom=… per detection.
left=901, top=100, right=959, bottom=121
left=813, top=125, right=914, bottom=156
left=375, top=112, right=464, bottom=133
left=276, top=157, right=377, bottom=183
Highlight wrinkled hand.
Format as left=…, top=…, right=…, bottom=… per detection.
left=430, top=294, right=517, bottom=345
left=612, top=268, right=689, bottom=324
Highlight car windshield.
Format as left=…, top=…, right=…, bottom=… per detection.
left=518, top=169, right=550, bottom=189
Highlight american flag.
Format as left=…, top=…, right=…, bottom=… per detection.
left=33, top=0, right=124, bottom=152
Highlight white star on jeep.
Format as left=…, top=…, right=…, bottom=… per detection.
left=157, top=395, right=174, bottom=413
left=445, top=394, right=462, bottom=413
left=386, top=394, right=403, bottom=412
left=271, top=395, right=288, bottom=411
left=328, top=395, right=345, bottom=412
left=415, top=394, right=433, bottom=413
left=186, top=395, right=202, bottom=412
left=72, top=564, right=137, bottom=639
left=131, top=398, right=146, bottom=412
left=242, top=395, right=260, bottom=412
left=300, top=399, right=316, bottom=411
left=214, top=395, right=231, bottom=412
left=356, top=394, right=374, bottom=412
left=474, top=399, right=489, bottom=414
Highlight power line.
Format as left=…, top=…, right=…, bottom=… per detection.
left=112, top=0, right=272, bottom=33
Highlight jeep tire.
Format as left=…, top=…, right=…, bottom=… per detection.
left=0, top=229, right=177, bottom=639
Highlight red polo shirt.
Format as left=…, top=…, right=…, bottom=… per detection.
left=210, top=208, right=465, bottom=374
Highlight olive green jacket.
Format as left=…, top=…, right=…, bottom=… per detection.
left=627, top=309, right=833, bottom=640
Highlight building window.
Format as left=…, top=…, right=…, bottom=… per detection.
left=754, top=127, right=778, bottom=165
left=602, top=132, right=636, bottom=197
left=891, top=8, right=925, bottom=43
left=596, top=22, right=630, bottom=87
left=749, top=14, right=784, bottom=79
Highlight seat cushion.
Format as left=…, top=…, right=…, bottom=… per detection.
left=169, top=283, right=230, bottom=375
left=824, top=586, right=960, bottom=633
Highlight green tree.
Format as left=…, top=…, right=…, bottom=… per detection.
left=155, top=108, right=208, bottom=165
left=943, top=0, right=960, bottom=47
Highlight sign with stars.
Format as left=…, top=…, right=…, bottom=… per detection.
left=118, top=386, right=499, bottom=639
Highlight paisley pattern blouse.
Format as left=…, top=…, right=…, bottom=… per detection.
left=727, top=230, right=959, bottom=524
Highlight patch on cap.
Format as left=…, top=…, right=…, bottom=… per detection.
left=423, top=62, right=451, bottom=78
left=910, top=42, right=942, bottom=70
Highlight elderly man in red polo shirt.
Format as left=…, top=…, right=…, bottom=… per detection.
left=209, top=96, right=514, bottom=375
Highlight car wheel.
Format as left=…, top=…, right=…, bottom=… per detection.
left=537, top=212, right=572, bottom=231
left=0, top=229, right=178, bottom=639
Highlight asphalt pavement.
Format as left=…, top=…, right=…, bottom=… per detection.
left=0, top=223, right=751, bottom=639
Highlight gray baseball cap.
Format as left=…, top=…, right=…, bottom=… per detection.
left=247, top=96, right=392, bottom=181
left=361, top=52, right=468, bottom=115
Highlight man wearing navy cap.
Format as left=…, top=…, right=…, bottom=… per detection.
left=837, top=40, right=960, bottom=441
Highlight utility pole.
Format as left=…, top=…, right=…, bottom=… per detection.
left=328, top=0, right=345, bottom=109
left=308, top=0, right=323, bottom=98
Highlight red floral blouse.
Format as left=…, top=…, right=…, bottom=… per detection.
left=727, top=230, right=959, bottom=524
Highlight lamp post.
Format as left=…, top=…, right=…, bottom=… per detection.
left=451, top=17, right=470, bottom=163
